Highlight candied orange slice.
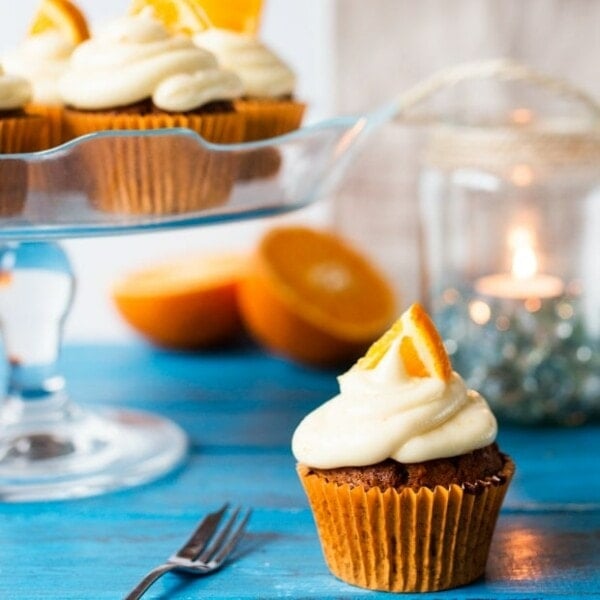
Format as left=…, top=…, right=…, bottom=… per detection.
left=359, top=303, right=452, bottom=381
left=28, top=0, right=90, bottom=44
left=129, top=0, right=211, bottom=35
left=237, top=226, right=396, bottom=367
left=189, top=0, right=264, bottom=34
left=113, top=253, right=247, bottom=350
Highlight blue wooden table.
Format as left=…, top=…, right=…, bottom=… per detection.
left=1, top=343, right=598, bottom=599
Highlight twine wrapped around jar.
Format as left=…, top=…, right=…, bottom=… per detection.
left=389, top=58, right=600, bottom=173
left=424, top=124, right=600, bottom=173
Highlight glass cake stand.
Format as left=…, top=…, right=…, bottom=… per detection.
left=0, top=110, right=390, bottom=502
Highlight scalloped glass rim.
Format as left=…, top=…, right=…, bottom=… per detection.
left=0, top=114, right=373, bottom=241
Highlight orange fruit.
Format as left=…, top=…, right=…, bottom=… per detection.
left=29, top=0, right=90, bottom=44
left=238, top=226, right=397, bottom=367
left=359, top=303, right=453, bottom=381
left=113, top=253, right=247, bottom=350
left=129, top=0, right=211, bottom=35
left=189, top=0, right=264, bottom=34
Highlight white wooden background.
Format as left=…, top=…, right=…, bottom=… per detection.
left=330, top=0, right=600, bottom=308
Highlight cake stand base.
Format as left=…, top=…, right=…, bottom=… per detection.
left=0, top=242, right=186, bottom=501
left=0, top=405, right=187, bottom=502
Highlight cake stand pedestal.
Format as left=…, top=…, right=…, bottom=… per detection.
left=0, top=241, right=186, bottom=501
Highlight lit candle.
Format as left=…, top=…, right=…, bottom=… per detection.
left=475, top=227, right=564, bottom=300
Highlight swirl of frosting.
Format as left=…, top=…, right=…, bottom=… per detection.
left=59, top=11, right=236, bottom=110
left=154, top=69, right=243, bottom=112
left=193, top=28, right=295, bottom=98
left=3, top=32, right=76, bottom=105
left=292, top=336, right=497, bottom=468
left=0, top=66, right=32, bottom=111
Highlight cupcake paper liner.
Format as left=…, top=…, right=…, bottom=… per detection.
left=235, top=146, right=283, bottom=181
left=233, top=99, right=304, bottom=182
left=0, top=158, right=28, bottom=217
left=234, top=99, right=306, bottom=142
left=297, top=457, right=515, bottom=592
left=0, top=116, right=45, bottom=217
left=26, top=104, right=65, bottom=149
left=0, top=115, right=46, bottom=154
left=63, top=110, right=245, bottom=215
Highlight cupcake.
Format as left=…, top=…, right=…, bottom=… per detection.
left=0, top=68, right=45, bottom=216
left=193, top=28, right=305, bottom=141
left=3, top=0, right=90, bottom=148
left=58, top=10, right=246, bottom=214
left=292, top=303, right=514, bottom=593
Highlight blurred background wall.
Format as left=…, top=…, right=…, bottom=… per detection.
left=1, top=0, right=598, bottom=340
left=329, top=0, right=600, bottom=310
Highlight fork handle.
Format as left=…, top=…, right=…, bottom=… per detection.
left=124, top=563, right=177, bottom=600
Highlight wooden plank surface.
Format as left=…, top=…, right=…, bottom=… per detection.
left=0, top=343, right=598, bottom=599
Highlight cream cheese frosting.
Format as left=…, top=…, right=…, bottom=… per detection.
left=292, top=336, right=497, bottom=468
left=59, top=10, right=242, bottom=111
left=153, top=69, right=243, bottom=112
left=0, top=66, right=32, bottom=111
left=193, top=28, right=295, bottom=98
left=4, top=32, right=76, bottom=105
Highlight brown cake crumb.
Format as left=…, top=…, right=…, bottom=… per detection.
left=66, top=98, right=234, bottom=116
left=0, top=109, right=27, bottom=118
left=307, top=443, right=507, bottom=493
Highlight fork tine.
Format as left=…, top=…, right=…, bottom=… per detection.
left=175, top=503, right=229, bottom=560
left=197, top=506, right=241, bottom=563
left=204, top=508, right=252, bottom=568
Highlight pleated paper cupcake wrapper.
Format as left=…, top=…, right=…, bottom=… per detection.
left=235, top=146, right=283, bottom=181
left=0, top=116, right=47, bottom=217
left=0, top=115, right=47, bottom=154
left=26, top=104, right=65, bottom=149
left=234, top=99, right=306, bottom=142
left=63, top=110, right=245, bottom=215
left=298, top=458, right=515, bottom=593
left=232, top=100, right=304, bottom=181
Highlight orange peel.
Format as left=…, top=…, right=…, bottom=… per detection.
left=358, top=302, right=452, bottom=381
left=28, top=0, right=90, bottom=44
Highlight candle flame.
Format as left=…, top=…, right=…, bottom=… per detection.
left=509, top=227, right=538, bottom=280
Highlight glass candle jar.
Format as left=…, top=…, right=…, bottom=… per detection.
left=419, top=118, right=600, bottom=425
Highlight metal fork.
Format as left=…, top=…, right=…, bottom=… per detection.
left=124, top=504, right=251, bottom=600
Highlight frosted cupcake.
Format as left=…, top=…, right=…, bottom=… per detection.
left=293, top=303, right=514, bottom=592
left=0, top=68, right=43, bottom=215
left=0, top=68, right=43, bottom=153
left=58, top=10, right=246, bottom=214
left=3, top=0, right=90, bottom=148
left=193, top=28, right=305, bottom=141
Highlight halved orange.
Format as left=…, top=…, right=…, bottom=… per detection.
left=237, top=226, right=397, bottom=367
left=113, top=253, right=247, bottom=350
left=28, top=0, right=90, bottom=44
left=129, top=0, right=211, bottom=35
left=359, top=303, right=453, bottom=381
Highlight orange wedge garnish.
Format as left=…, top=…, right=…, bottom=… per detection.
left=237, top=226, right=396, bottom=367
left=28, top=0, right=90, bottom=44
left=188, top=0, right=264, bottom=34
left=129, top=0, right=211, bottom=35
left=113, top=253, right=247, bottom=350
left=359, top=303, right=452, bottom=381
